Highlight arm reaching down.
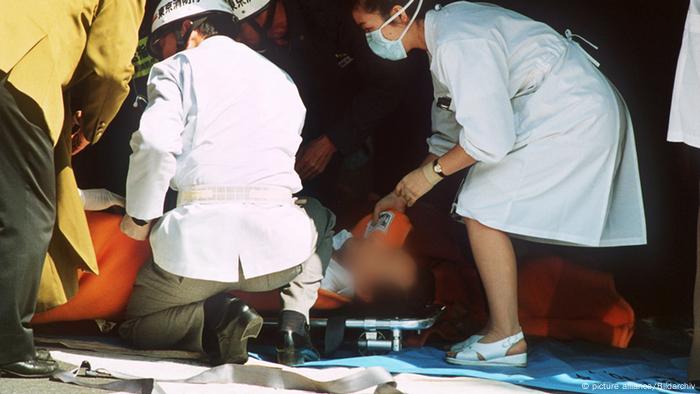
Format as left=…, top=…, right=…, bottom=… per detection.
left=79, top=189, right=125, bottom=211
left=125, top=58, right=186, bottom=222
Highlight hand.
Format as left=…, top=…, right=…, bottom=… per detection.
left=71, top=110, right=89, bottom=156
left=372, top=192, right=408, bottom=223
left=79, top=189, right=126, bottom=211
left=395, top=165, right=437, bottom=207
left=295, top=135, right=337, bottom=181
left=120, top=215, right=152, bottom=241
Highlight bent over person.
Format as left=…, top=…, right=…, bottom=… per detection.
left=118, top=0, right=321, bottom=366
left=355, top=0, right=646, bottom=367
left=0, top=0, right=144, bottom=377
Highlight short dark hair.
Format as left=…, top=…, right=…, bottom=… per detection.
left=193, top=12, right=239, bottom=39
left=353, top=0, right=444, bottom=21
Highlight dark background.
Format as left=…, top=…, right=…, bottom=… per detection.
left=75, top=0, right=696, bottom=322
left=483, top=0, right=695, bottom=321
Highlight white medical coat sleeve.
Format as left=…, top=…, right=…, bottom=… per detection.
left=434, top=39, right=516, bottom=163
left=427, top=124, right=459, bottom=157
left=668, top=0, right=700, bottom=148
left=126, top=59, right=186, bottom=220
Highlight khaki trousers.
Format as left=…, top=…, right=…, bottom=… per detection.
left=119, top=254, right=323, bottom=353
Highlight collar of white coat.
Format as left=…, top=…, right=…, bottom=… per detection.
left=423, top=3, right=440, bottom=57
left=198, top=34, right=236, bottom=48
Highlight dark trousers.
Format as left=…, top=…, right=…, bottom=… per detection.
left=0, top=74, right=56, bottom=365
left=692, top=182, right=700, bottom=382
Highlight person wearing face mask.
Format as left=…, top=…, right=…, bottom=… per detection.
left=230, top=0, right=432, bottom=203
left=352, top=0, right=646, bottom=367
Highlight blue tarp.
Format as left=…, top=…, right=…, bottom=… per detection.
left=300, top=340, right=694, bottom=393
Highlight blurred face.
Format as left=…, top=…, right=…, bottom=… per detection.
left=342, top=237, right=417, bottom=302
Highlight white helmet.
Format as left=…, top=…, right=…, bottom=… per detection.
left=149, top=0, right=235, bottom=58
left=229, top=0, right=272, bottom=22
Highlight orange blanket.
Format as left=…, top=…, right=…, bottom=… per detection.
left=427, top=256, right=635, bottom=348
left=31, top=212, right=635, bottom=349
left=518, top=257, right=635, bottom=348
left=31, top=212, right=151, bottom=323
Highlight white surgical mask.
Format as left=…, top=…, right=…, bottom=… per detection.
left=365, top=0, right=423, bottom=61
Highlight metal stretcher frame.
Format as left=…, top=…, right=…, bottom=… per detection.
left=265, top=305, right=446, bottom=353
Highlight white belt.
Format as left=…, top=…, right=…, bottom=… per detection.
left=177, top=185, right=294, bottom=207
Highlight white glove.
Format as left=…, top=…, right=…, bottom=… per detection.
left=79, top=189, right=125, bottom=211
left=120, top=215, right=152, bottom=241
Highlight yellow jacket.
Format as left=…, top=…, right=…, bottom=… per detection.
left=0, top=0, right=145, bottom=309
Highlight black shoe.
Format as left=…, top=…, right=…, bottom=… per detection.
left=276, top=310, right=320, bottom=366
left=203, top=295, right=263, bottom=365
left=0, top=357, right=58, bottom=378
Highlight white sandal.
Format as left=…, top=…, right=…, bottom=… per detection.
left=449, top=334, right=484, bottom=352
left=445, top=331, right=527, bottom=367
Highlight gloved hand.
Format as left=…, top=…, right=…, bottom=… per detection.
left=79, top=189, right=125, bottom=211
left=395, top=161, right=443, bottom=207
left=120, top=215, right=152, bottom=241
left=372, top=192, right=408, bottom=223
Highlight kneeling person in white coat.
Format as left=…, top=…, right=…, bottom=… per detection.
left=118, top=0, right=321, bottom=366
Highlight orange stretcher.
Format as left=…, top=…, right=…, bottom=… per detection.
left=31, top=210, right=636, bottom=350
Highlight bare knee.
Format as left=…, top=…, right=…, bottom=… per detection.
left=464, top=217, right=487, bottom=233
left=464, top=217, right=510, bottom=242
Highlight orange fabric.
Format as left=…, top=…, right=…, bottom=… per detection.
left=424, top=256, right=635, bottom=348
left=517, top=257, right=635, bottom=348
left=31, top=212, right=151, bottom=324
left=314, top=289, right=353, bottom=309
left=351, top=210, right=412, bottom=248
left=30, top=211, right=634, bottom=349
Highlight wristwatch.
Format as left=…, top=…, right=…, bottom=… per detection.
left=432, top=159, right=447, bottom=178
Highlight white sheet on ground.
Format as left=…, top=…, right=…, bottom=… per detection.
left=49, top=349, right=540, bottom=393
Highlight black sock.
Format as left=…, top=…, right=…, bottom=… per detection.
left=279, top=310, right=306, bottom=335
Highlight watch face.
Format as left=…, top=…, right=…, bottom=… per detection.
left=434, top=162, right=443, bottom=173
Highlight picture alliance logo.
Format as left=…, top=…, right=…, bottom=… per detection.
left=581, top=382, right=697, bottom=391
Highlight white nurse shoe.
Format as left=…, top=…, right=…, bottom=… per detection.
left=449, top=334, right=484, bottom=352
left=445, top=331, right=527, bottom=367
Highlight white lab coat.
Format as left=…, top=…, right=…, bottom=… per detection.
left=126, top=36, right=317, bottom=283
left=425, top=2, right=646, bottom=247
left=668, top=0, right=700, bottom=148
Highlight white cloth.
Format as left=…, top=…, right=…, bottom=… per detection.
left=425, top=2, right=646, bottom=247
left=126, top=36, right=316, bottom=282
left=320, top=230, right=354, bottom=297
left=668, top=0, right=700, bottom=148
